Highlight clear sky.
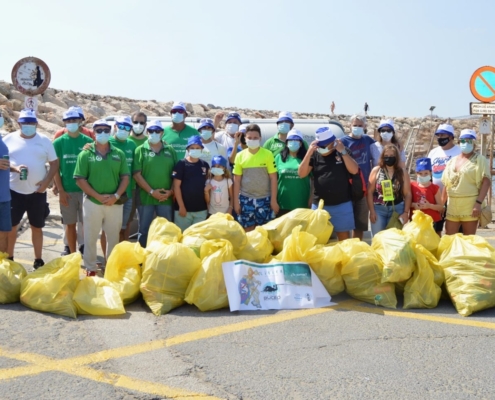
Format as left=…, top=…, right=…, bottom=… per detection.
left=1, top=0, right=494, bottom=118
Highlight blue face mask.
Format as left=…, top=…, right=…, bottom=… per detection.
left=96, top=133, right=110, bottom=145
left=171, top=112, right=184, bottom=123
left=287, top=141, right=301, bottom=152
left=278, top=122, right=291, bottom=134
left=317, top=147, right=330, bottom=155
left=0, top=117, right=4, bottom=128
left=188, top=149, right=202, bottom=158
left=21, top=125, right=36, bottom=136
left=116, top=129, right=130, bottom=141
left=417, top=174, right=431, bottom=184
left=66, top=123, right=79, bottom=133
left=352, top=127, right=364, bottom=138
left=148, top=133, right=161, bottom=145
left=200, top=130, right=212, bottom=140
left=211, top=167, right=225, bottom=176
left=460, top=142, right=474, bottom=154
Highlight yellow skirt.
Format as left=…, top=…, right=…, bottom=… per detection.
left=446, top=196, right=478, bottom=222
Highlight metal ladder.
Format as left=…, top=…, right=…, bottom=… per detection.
left=403, top=118, right=426, bottom=174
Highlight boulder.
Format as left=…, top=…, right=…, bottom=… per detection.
left=42, top=93, right=67, bottom=108
left=0, top=81, right=11, bottom=97
left=185, top=102, right=194, bottom=114
left=11, top=99, right=23, bottom=112
left=0, top=93, right=10, bottom=106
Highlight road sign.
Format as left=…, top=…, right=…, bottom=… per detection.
left=470, top=102, right=495, bottom=115
left=11, top=57, right=51, bottom=96
left=479, top=118, right=491, bottom=134
left=24, top=96, right=38, bottom=111
left=470, top=66, right=495, bottom=103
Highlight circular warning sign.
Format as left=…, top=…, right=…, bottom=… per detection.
left=11, top=57, right=51, bottom=96
left=470, top=66, right=495, bottom=103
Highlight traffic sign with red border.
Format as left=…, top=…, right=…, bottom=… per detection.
left=470, top=66, right=495, bottom=103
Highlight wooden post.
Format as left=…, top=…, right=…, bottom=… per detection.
left=489, top=115, right=495, bottom=206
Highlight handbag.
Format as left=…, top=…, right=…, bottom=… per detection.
left=479, top=201, right=492, bottom=228
left=385, top=201, right=403, bottom=230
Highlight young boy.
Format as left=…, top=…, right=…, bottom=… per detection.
left=233, top=124, right=279, bottom=232
left=173, top=136, right=210, bottom=231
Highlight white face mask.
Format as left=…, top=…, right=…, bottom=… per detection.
left=133, top=123, right=145, bottom=135
left=226, top=123, right=239, bottom=135
left=148, top=133, right=161, bottom=144
left=317, top=147, right=330, bottom=155
left=116, top=129, right=130, bottom=141
left=188, top=149, right=203, bottom=158
left=380, top=132, right=393, bottom=142
left=246, top=139, right=260, bottom=149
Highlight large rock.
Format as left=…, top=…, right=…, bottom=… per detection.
left=0, top=93, right=10, bottom=106
left=11, top=99, right=23, bottom=112
left=42, top=93, right=67, bottom=108
left=0, top=81, right=11, bottom=97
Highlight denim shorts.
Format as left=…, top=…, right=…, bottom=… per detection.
left=0, top=201, right=12, bottom=232
left=238, top=195, right=275, bottom=228
left=312, top=201, right=355, bottom=233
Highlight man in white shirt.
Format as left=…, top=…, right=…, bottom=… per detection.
left=214, top=112, right=242, bottom=150
left=196, top=118, right=227, bottom=166
left=427, top=123, right=461, bottom=234
left=5, top=109, right=59, bottom=269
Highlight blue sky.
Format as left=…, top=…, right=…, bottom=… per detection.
left=1, top=0, right=494, bottom=117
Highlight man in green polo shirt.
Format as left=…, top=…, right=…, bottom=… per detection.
left=129, top=111, right=148, bottom=148
left=53, top=108, right=93, bottom=254
left=74, top=119, right=129, bottom=276
left=162, top=101, right=198, bottom=159
left=263, top=111, right=308, bottom=157
left=133, top=120, right=177, bottom=247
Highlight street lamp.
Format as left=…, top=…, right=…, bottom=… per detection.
left=429, top=106, right=436, bottom=119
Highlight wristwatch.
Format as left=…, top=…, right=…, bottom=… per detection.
left=114, top=193, right=120, bottom=200
left=149, top=189, right=154, bottom=195
left=340, top=149, right=348, bottom=155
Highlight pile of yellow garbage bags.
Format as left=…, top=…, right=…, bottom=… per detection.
left=2, top=206, right=495, bottom=318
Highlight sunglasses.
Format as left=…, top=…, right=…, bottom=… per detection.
left=380, top=129, right=393, bottom=133
left=132, top=121, right=145, bottom=125
left=459, top=139, right=473, bottom=144
left=147, top=129, right=163, bottom=134
left=117, top=124, right=132, bottom=132
left=95, top=128, right=111, bottom=134
left=172, top=110, right=186, bottom=114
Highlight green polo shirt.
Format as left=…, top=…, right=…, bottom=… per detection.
left=162, top=124, right=198, bottom=160
left=133, top=141, right=177, bottom=206
left=74, top=143, right=130, bottom=205
left=109, top=137, right=136, bottom=196
left=53, top=133, right=93, bottom=193
left=263, top=135, right=309, bottom=157
left=275, top=153, right=310, bottom=210
left=129, top=135, right=148, bottom=149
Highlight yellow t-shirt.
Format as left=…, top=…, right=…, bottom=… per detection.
left=442, top=153, right=490, bottom=197
left=233, top=148, right=277, bottom=199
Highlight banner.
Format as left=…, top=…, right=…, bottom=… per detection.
left=222, top=260, right=334, bottom=311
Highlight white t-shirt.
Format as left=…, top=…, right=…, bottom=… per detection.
left=206, top=177, right=233, bottom=214
left=214, top=130, right=236, bottom=150
left=428, top=145, right=461, bottom=191
left=370, top=142, right=406, bottom=167
left=195, top=140, right=227, bottom=167
left=4, top=131, right=57, bottom=194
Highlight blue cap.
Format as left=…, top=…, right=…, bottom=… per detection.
left=415, top=157, right=432, bottom=172
left=378, top=119, right=395, bottom=132
left=187, top=135, right=204, bottom=148
left=287, top=128, right=303, bottom=141
left=115, top=115, right=132, bottom=127
left=315, top=126, right=336, bottom=147
left=62, top=108, right=81, bottom=121
left=147, top=120, right=163, bottom=131
left=171, top=101, right=187, bottom=112
left=93, top=119, right=111, bottom=129
left=212, top=155, right=227, bottom=168
left=18, top=109, right=37, bottom=123
left=459, top=129, right=477, bottom=140
left=226, top=112, right=242, bottom=124
left=69, top=106, right=85, bottom=120
left=198, top=118, right=215, bottom=131
left=277, top=111, right=294, bottom=124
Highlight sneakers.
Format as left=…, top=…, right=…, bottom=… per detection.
left=61, top=246, right=70, bottom=256
left=79, top=244, right=84, bottom=255
left=86, top=270, right=97, bottom=277
left=33, top=259, right=45, bottom=270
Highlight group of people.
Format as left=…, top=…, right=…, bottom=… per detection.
left=0, top=104, right=490, bottom=275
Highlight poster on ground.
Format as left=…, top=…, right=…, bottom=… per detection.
left=222, top=260, right=334, bottom=311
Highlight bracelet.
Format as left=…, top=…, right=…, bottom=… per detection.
left=149, top=189, right=154, bottom=195
left=114, top=193, right=120, bottom=200
left=476, top=199, right=482, bottom=205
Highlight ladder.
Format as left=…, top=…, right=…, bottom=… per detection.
left=404, top=118, right=426, bottom=174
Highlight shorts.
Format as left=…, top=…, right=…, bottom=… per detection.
left=10, top=190, right=47, bottom=228
left=238, top=195, right=275, bottom=228
left=0, top=201, right=12, bottom=232
left=60, top=192, right=83, bottom=225
left=446, top=196, right=478, bottom=222
left=121, top=197, right=133, bottom=229
left=352, top=196, right=369, bottom=231
left=312, top=200, right=355, bottom=233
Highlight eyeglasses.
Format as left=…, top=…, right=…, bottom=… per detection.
left=147, top=129, right=163, bottom=134
left=132, top=121, right=145, bottom=125
left=459, top=139, right=473, bottom=144
left=380, top=129, right=393, bottom=133
left=117, top=124, right=132, bottom=132
left=171, top=110, right=186, bottom=114
left=95, top=128, right=111, bottom=134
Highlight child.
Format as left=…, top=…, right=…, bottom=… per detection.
left=410, top=157, right=444, bottom=235
left=172, top=136, right=210, bottom=231
left=204, top=155, right=234, bottom=215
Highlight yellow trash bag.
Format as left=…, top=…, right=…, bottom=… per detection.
left=141, top=240, right=201, bottom=316
left=262, top=199, right=333, bottom=253
left=185, top=239, right=236, bottom=311
left=341, top=251, right=397, bottom=308
left=403, top=244, right=442, bottom=309
left=182, top=213, right=247, bottom=257
left=146, top=217, right=182, bottom=247
left=20, top=253, right=81, bottom=318
left=104, top=241, right=147, bottom=304
left=437, top=233, right=495, bottom=264
left=372, top=229, right=416, bottom=283
left=403, top=210, right=440, bottom=252
left=237, top=227, right=273, bottom=263
left=0, top=252, right=27, bottom=304
left=73, top=277, right=125, bottom=316
left=338, top=239, right=371, bottom=267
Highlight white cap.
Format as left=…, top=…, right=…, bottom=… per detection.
left=315, top=127, right=336, bottom=146
left=93, top=119, right=111, bottom=128
left=171, top=101, right=186, bottom=112
left=378, top=119, right=395, bottom=131
left=115, top=115, right=132, bottom=127
left=435, top=124, right=455, bottom=136
left=459, top=129, right=477, bottom=140
left=63, top=108, right=81, bottom=121
left=287, top=128, right=303, bottom=141
left=277, top=111, right=293, bottom=124
left=69, top=106, right=85, bottom=120
left=147, top=120, right=164, bottom=130
left=18, top=108, right=38, bottom=123
left=239, top=124, right=247, bottom=133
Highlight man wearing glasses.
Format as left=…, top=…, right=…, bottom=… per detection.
left=162, top=101, right=198, bottom=159
left=74, top=120, right=129, bottom=276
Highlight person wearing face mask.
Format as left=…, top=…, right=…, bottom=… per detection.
left=367, top=144, right=411, bottom=236
left=427, top=123, right=461, bottom=234
left=172, top=135, right=210, bottom=231
left=74, top=120, right=130, bottom=276
left=370, top=119, right=406, bottom=168
left=228, top=124, right=248, bottom=169
left=204, top=155, right=234, bottom=216
left=410, top=158, right=443, bottom=227
left=0, top=109, right=13, bottom=253
left=299, top=127, right=358, bottom=241
left=341, top=114, right=375, bottom=240
left=53, top=106, right=94, bottom=141
left=275, top=129, right=310, bottom=216
left=4, top=109, right=59, bottom=269
left=162, top=101, right=198, bottom=160
left=133, top=120, right=177, bottom=246
left=195, top=118, right=227, bottom=166
left=129, top=111, right=147, bottom=148
left=52, top=109, right=93, bottom=255
left=263, top=112, right=308, bottom=157
left=441, top=129, right=490, bottom=236
left=233, top=124, right=279, bottom=232
left=214, top=112, right=243, bottom=150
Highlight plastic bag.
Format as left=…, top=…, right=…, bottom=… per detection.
left=338, top=239, right=372, bottom=267
left=437, top=233, right=495, bottom=264
left=104, top=241, right=147, bottom=304
left=20, top=253, right=81, bottom=318
left=73, top=277, right=125, bottom=315
left=403, top=244, right=442, bottom=309
left=185, top=239, right=236, bottom=311
left=237, top=227, right=273, bottom=263
left=0, top=252, right=27, bottom=304
left=341, top=251, right=397, bottom=308
left=141, top=240, right=201, bottom=316
left=262, top=199, right=333, bottom=253
left=182, top=213, right=247, bottom=257
left=146, top=217, right=182, bottom=247
left=403, top=210, right=440, bottom=252
left=371, top=229, right=416, bottom=283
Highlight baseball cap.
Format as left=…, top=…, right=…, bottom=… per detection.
left=147, top=120, right=163, bottom=131
left=315, top=127, right=336, bottom=147
left=187, top=135, right=204, bottom=148
left=287, top=128, right=303, bottom=141
left=212, top=155, right=227, bottom=168
left=415, top=157, right=432, bottom=172
left=378, top=119, right=395, bottom=132
left=171, top=101, right=187, bottom=112
left=277, top=111, right=293, bottom=124
left=459, top=129, right=477, bottom=140
left=198, top=118, right=215, bottom=131
left=62, top=108, right=81, bottom=121
left=115, top=115, right=132, bottom=127
left=93, top=119, right=111, bottom=129
left=327, top=120, right=346, bottom=139
left=226, top=112, right=242, bottom=124
left=70, top=106, right=85, bottom=120
left=435, top=124, right=454, bottom=136
left=18, top=109, right=37, bottom=123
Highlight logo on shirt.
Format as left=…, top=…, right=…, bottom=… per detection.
left=335, top=155, right=342, bottom=164
left=149, top=151, right=156, bottom=157
left=432, top=156, right=451, bottom=178
left=202, top=167, right=207, bottom=175
left=95, top=155, right=102, bottom=161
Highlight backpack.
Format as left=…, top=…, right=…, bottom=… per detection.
left=349, top=169, right=367, bottom=201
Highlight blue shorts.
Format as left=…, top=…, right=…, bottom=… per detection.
left=0, top=201, right=11, bottom=232
left=238, top=195, right=275, bottom=228
left=121, top=197, right=133, bottom=229
left=312, top=201, right=355, bottom=233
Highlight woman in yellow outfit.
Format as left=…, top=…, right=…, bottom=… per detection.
left=442, top=129, right=490, bottom=235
